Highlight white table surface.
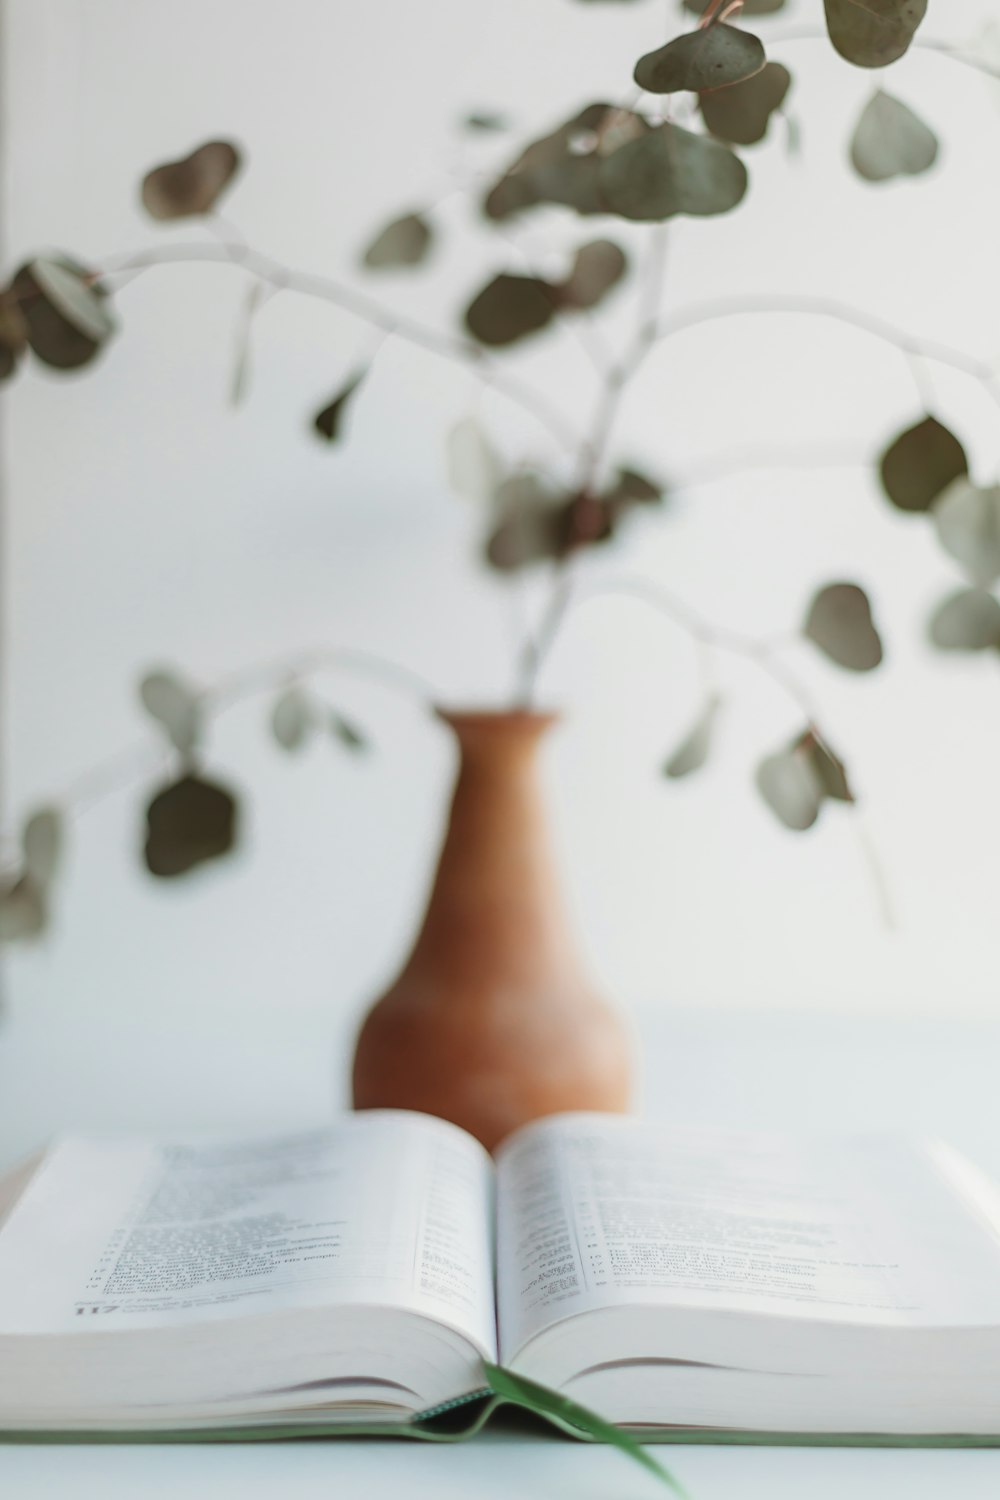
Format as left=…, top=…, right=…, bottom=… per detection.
left=3, top=999, right=1000, bottom=1499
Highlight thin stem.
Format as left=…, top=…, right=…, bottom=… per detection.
left=854, top=817, right=896, bottom=930
left=91, top=240, right=583, bottom=455
left=516, top=573, right=575, bottom=711
left=518, top=226, right=672, bottom=708
left=675, top=439, right=869, bottom=492
left=574, top=573, right=823, bottom=721
left=578, top=224, right=670, bottom=495
left=525, top=570, right=895, bottom=923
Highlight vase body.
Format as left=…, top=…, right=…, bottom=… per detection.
left=351, top=710, right=631, bottom=1151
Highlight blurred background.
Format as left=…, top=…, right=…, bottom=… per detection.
left=3, top=0, right=1000, bottom=1167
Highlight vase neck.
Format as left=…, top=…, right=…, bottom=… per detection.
left=435, top=709, right=558, bottom=766
left=404, top=709, right=582, bottom=989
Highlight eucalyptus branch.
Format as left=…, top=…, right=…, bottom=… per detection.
left=557, top=573, right=824, bottom=724
left=525, top=569, right=895, bottom=926
left=674, top=439, right=870, bottom=492
left=202, top=644, right=437, bottom=713
left=652, top=294, right=1000, bottom=412
left=93, top=240, right=584, bottom=455
left=10, top=643, right=437, bottom=847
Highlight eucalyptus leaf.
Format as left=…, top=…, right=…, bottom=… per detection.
left=879, top=416, right=968, bottom=513
left=139, top=669, right=202, bottom=755
left=485, top=475, right=565, bottom=570
left=313, top=370, right=365, bottom=442
left=144, top=774, right=238, bottom=878
left=804, top=582, right=883, bottom=671
left=755, top=742, right=823, bottom=831
left=271, top=686, right=314, bottom=751
left=599, top=121, right=748, bottom=221
left=483, top=103, right=645, bottom=221
left=850, top=91, right=938, bottom=182
left=446, top=417, right=503, bottom=506
left=0, top=291, right=27, bottom=382
left=664, top=696, right=721, bottom=779
left=330, top=712, right=369, bottom=753
left=603, top=466, right=665, bottom=521
left=12, top=257, right=115, bottom=371
left=0, top=877, right=47, bottom=942
left=22, top=808, right=63, bottom=886
left=361, top=212, right=432, bottom=270
left=802, top=732, right=854, bottom=803
left=558, top=240, right=628, bottom=310
left=928, top=588, right=1000, bottom=651
left=465, top=273, right=556, bottom=347
left=141, top=140, right=242, bottom=220
left=933, top=480, right=1000, bottom=587
left=699, top=62, right=791, bottom=146
left=463, top=111, right=509, bottom=132
left=635, top=24, right=766, bottom=95
left=823, top=0, right=927, bottom=68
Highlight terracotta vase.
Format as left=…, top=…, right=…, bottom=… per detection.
left=351, top=710, right=632, bottom=1151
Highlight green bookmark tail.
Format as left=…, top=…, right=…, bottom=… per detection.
left=483, top=1363, right=689, bottom=1496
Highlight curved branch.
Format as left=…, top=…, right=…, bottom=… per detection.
left=94, top=241, right=584, bottom=455
left=653, top=294, right=1000, bottom=407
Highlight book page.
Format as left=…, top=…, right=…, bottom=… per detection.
left=0, top=1112, right=496, bottom=1357
left=495, top=1114, right=1000, bottom=1358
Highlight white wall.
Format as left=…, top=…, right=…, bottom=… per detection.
left=5, top=0, right=1000, bottom=1081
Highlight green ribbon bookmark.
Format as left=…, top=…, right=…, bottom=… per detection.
left=483, top=1363, right=689, bottom=1496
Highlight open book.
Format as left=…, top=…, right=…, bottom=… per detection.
left=4, top=1110, right=1000, bottom=1445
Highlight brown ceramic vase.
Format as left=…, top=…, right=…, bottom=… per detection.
left=351, top=710, right=632, bottom=1152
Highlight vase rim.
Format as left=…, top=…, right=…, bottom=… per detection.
left=435, top=706, right=560, bottom=733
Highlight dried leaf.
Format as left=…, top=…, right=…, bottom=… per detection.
left=933, top=480, right=1000, bottom=587
left=850, top=91, right=938, bottom=181
left=804, top=583, right=883, bottom=671
left=879, top=416, right=968, bottom=513
left=635, top=24, right=766, bottom=95
left=313, top=370, right=365, bottom=442
left=699, top=62, right=791, bottom=146
left=141, top=140, right=242, bottom=220
left=598, top=121, right=748, bottom=221
left=663, top=696, right=720, bottom=779
left=139, top=669, right=202, bottom=755
left=144, top=774, right=238, bottom=878
left=465, top=273, right=556, bottom=347
left=823, top=0, right=927, bottom=68
left=928, top=588, right=1000, bottom=651
left=362, top=212, right=433, bottom=270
